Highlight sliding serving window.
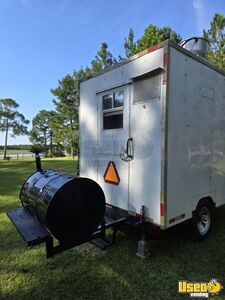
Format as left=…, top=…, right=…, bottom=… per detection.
left=102, top=91, right=124, bottom=130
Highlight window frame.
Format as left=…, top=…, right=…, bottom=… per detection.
left=102, top=89, right=124, bottom=131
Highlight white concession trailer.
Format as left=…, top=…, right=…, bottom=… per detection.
left=7, top=38, right=225, bottom=258
left=80, top=39, right=225, bottom=240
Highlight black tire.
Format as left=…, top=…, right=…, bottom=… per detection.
left=190, top=199, right=214, bottom=241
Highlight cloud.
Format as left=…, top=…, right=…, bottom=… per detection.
left=192, top=0, right=206, bottom=35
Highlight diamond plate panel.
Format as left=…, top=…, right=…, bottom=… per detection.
left=133, top=73, right=161, bottom=103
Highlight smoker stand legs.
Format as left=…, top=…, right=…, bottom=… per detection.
left=45, top=219, right=122, bottom=258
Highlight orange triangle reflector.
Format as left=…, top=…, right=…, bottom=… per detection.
left=103, top=161, right=120, bottom=185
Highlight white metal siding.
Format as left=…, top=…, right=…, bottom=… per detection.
left=80, top=48, right=164, bottom=224
left=80, top=80, right=98, bottom=181
left=167, top=47, right=225, bottom=226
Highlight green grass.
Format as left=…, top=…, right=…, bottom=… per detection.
left=0, top=158, right=225, bottom=300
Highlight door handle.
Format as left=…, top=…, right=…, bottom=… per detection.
left=120, top=138, right=134, bottom=161
left=127, top=138, right=134, bottom=159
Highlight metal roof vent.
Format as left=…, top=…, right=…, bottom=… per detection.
left=179, top=37, right=209, bottom=59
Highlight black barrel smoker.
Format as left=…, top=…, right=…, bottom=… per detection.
left=7, top=155, right=127, bottom=258
left=20, top=170, right=105, bottom=244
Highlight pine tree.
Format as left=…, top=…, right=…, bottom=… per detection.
left=204, top=13, right=225, bottom=70
left=0, top=98, right=29, bottom=159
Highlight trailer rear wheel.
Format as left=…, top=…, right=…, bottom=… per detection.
left=191, top=199, right=214, bottom=241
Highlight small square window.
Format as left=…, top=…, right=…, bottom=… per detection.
left=102, top=90, right=124, bottom=130
left=103, top=111, right=123, bottom=130
left=103, top=94, right=113, bottom=110
left=114, top=91, right=124, bottom=108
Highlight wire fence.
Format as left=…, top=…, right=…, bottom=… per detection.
left=0, top=153, right=34, bottom=160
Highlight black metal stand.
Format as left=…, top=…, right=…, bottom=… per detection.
left=46, top=216, right=126, bottom=258
left=90, top=216, right=122, bottom=250
left=8, top=206, right=127, bottom=258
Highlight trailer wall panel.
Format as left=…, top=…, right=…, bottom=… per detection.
left=166, top=46, right=225, bottom=226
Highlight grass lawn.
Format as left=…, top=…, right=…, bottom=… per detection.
left=0, top=158, right=225, bottom=300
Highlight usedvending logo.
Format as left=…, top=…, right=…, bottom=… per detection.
left=178, top=279, right=222, bottom=298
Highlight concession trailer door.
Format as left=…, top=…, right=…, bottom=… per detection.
left=129, top=71, right=162, bottom=224
left=97, top=85, right=131, bottom=211
left=96, top=71, right=163, bottom=225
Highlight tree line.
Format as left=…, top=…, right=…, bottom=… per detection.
left=0, top=144, right=31, bottom=151
left=0, top=13, right=224, bottom=159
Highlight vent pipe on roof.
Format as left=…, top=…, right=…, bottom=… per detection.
left=179, top=37, right=209, bottom=59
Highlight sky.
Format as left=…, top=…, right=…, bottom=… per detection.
left=0, top=0, right=224, bottom=145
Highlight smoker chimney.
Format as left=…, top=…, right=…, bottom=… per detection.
left=35, top=153, right=42, bottom=171
left=179, top=37, right=209, bottom=59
